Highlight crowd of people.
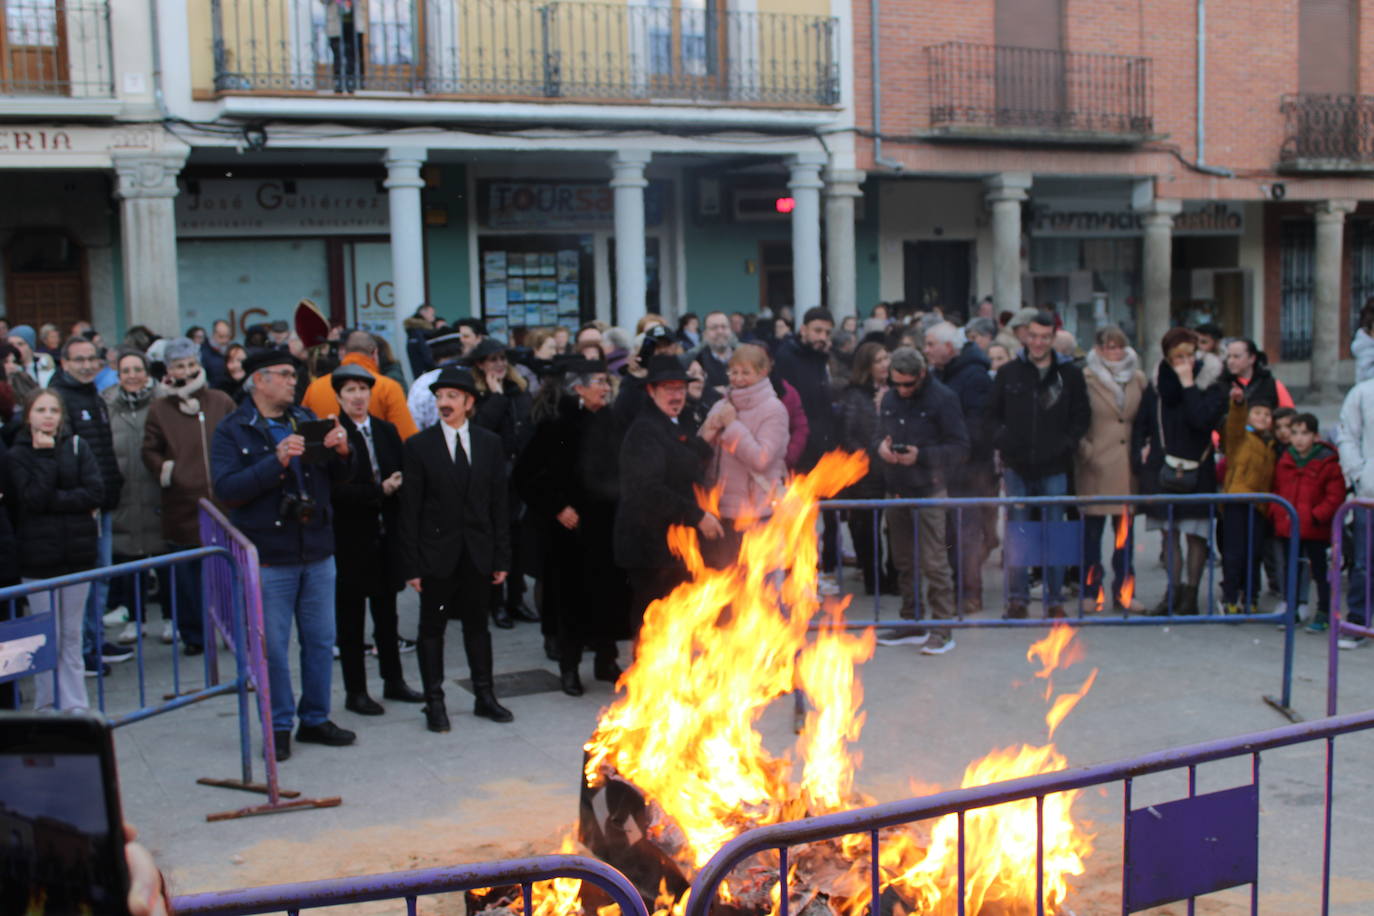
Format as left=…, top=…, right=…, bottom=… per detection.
left=3, top=296, right=1374, bottom=754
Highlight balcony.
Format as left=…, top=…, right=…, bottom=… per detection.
left=0, top=0, right=115, bottom=111
left=1279, top=94, right=1374, bottom=172
left=208, top=0, right=839, bottom=108
left=924, top=42, right=1152, bottom=145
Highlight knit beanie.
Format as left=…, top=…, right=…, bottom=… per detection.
left=9, top=324, right=35, bottom=349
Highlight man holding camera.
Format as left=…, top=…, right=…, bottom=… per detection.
left=211, top=350, right=356, bottom=761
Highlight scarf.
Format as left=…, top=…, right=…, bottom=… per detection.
left=158, top=369, right=208, bottom=415
left=1086, top=346, right=1139, bottom=410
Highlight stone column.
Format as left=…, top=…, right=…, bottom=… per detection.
left=824, top=168, right=866, bottom=322
left=1313, top=199, right=1357, bottom=399
left=384, top=148, right=427, bottom=379
left=113, top=151, right=187, bottom=336
left=984, top=172, right=1031, bottom=315
left=1136, top=198, right=1183, bottom=364
left=789, top=152, right=826, bottom=311
left=610, top=150, right=652, bottom=330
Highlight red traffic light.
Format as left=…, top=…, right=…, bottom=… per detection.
left=774, top=197, right=795, bottom=214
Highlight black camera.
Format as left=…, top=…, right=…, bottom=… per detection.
left=278, top=490, right=317, bottom=524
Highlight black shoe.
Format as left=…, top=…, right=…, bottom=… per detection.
left=344, top=693, right=385, bottom=716
left=382, top=679, right=424, bottom=703
left=273, top=730, right=292, bottom=762
left=593, top=657, right=622, bottom=683
left=509, top=602, right=540, bottom=623
left=1004, top=600, right=1029, bottom=620
left=492, top=606, right=515, bottom=629
left=474, top=688, right=514, bottom=723
left=398, top=637, right=417, bottom=654
left=424, top=701, right=451, bottom=732
left=295, top=720, right=357, bottom=747
left=560, top=668, right=584, bottom=697
left=544, top=635, right=560, bottom=662
left=184, top=643, right=204, bottom=657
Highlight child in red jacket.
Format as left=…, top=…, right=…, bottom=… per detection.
left=1270, top=413, right=1346, bottom=630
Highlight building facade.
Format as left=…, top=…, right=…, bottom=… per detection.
left=856, top=0, right=1374, bottom=396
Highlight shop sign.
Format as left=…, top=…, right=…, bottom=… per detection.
left=1029, top=200, right=1244, bottom=237
left=480, top=179, right=665, bottom=230
left=0, top=125, right=161, bottom=156
left=177, top=178, right=389, bottom=237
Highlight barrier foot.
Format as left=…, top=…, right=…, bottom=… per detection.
left=205, top=795, right=343, bottom=822
left=197, top=776, right=302, bottom=799
left=1264, top=694, right=1303, bottom=723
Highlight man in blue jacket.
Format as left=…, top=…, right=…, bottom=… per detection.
left=211, top=349, right=356, bottom=761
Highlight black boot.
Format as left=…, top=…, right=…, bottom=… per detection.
left=344, top=692, right=384, bottom=715
left=465, top=629, right=513, bottom=723
left=593, top=643, right=622, bottom=683
left=417, top=637, right=450, bottom=733
left=560, top=666, right=584, bottom=697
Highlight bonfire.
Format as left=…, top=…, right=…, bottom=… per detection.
left=485, top=452, right=1098, bottom=916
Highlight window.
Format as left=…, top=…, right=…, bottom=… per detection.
left=1279, top=221, right=1316, bottom=361
left=1351, top=220, right=1374, bottom=333
left=647, top=0, right=722, bottom=80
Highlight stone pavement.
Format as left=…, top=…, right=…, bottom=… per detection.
left=71, top=535, right=1374, bottom=912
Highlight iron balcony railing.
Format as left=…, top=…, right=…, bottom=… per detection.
left=1280, top=93, right=1374, bottom=169
left=211, top=0, right=839, bottom=106
left=0, top=0, right=114, bottom=97
left=925, top=41, right=1152, bottom=141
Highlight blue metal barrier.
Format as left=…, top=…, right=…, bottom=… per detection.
left=1328, top=498, right=1374, bottom=718
left=173, top=854, right=653, bottom=916
left=819, top=493, right=1302, bottom=718
left=685, top=707, right=1374, bottom=916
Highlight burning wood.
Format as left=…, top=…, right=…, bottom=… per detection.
left=473, top=454, right=1098, bottom=916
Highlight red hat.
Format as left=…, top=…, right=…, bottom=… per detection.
left=294, top=298, right=329, bottom=349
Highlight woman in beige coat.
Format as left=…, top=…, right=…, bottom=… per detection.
left=1074, top=326, right=1146, bottom=611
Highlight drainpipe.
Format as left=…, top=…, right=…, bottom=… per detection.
left=148, top=0, right=173, bottom=120
left=870, top=0, right=904, bottom=171
left=1190, top=0, right=1231, bottom=177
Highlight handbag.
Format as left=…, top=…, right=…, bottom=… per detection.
left=1155, top=397, right=1210, bottom=494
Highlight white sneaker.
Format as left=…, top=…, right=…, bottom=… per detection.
left=817, top=573, right=841, bottom=597
left=160, top=621, right=174, bottom=644
left=1339, top=636, right=1368, bottom=650
left=116, top=622, right=142, bottom=645
left=1296, top=604, right=1310, bottom=623
left=921, top=634, right=956, bottom=655
left=876, top=627, right=929, bottom=647
left=103, top=606, right=128, bottom=626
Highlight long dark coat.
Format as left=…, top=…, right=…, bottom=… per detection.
left=331, top=414, right=405, bottom=594
left=613, top=404, right=710, bottom=571
left=514, top=397, right=627, bottom=640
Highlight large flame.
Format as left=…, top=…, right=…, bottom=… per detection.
left=570, top=454, right=1097, bottom=916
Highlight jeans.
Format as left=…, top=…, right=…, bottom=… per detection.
left=1082, top=514, right=1135, bottom=604
left=81, top=511, right=113, bottom=660
left=1004, top=469, right=1070, bottom=605
left=27, top=580, right=91, bottom=712
left=1349, top=514, right=1370, bottom=628
left=167, top=544, right=205, bottom=649
left=260, top=558, right=336, bottom=732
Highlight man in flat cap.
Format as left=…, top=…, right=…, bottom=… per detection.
left=397, top=366, right=513, bottom=732
left=211, top=349, right=357, bottom=762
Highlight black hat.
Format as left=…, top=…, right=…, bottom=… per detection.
left=330, top=362, right=375, bottom=393
left=643, top=323, right=673, bottom=346
left=643, top=354, right=690, bottom=384
left=429, top=366, right=479, bottom=396
left=269, top=319, right=289, bottom=333
left=242, top=348, right=295, bottom=378
left=462, top=338, right=507, bottom=365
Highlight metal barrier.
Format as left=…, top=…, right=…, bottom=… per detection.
left=173, top=854, right=653, bottom=916
left=820, top=493, right=1301, bottom=717
left=685, top=707, right=1374, bottom=916
left=197, top=499, right=342, bottom=820
left=1326, top=498, right=1374, bottom=719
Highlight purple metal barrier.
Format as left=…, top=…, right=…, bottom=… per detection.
left=172, top=854, right=653, bottom=916
left=820, top=493, right=1302, bottom=719
left=685, top=707, right=1374, bottom=916
left=197, top=498, right=342, bottom=820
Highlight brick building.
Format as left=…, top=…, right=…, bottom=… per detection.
left=856, top=0, right=1374, bottom=397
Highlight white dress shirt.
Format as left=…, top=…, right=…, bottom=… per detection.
left=439, top=416, right=471, bottom=463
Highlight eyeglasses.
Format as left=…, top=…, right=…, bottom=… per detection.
left=262, top=368, right=298, bottom=380
left=892, top=379, right=919, bottom=389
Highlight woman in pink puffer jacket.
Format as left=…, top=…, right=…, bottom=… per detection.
left=698, top=344, right=790, bottom=568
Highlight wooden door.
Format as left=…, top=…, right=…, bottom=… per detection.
left=1213, top=270, right=1247, bottom=341
left=0, top=0, right=70, bottom=95
left=5, top=232, right=88, bottom=331
left=904, top=241, right=971, bottom=316
left=648, top=0, right=727, bottom=98
left=758, top=240, right=793, bottom=313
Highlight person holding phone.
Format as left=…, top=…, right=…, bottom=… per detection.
left=4, top=389, right=105, bottom=711
left=211, top=350, right=355, bottom=761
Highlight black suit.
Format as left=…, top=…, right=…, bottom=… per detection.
left=331, top=415, right=407, bottom=696
left=397, top=419, right=510, bottom=708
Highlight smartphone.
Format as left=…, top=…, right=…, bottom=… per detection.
left=0, top=713, right=131, bottom=915
left=892, top=444, right=913, bottom=454
left=297, top=418, right=335, bottom=465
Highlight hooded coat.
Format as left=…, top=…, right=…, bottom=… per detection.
left=5, top=427, right=104, bottom=578
left=703, top=377, right=789, bottom=521
left=102, top=383, right=162, bottom=556
left=1131, top=351, right=1227, bottom=519
left=301, top=351, right=419, bottom=440
left=1270, top=441, right=1346, bottom=542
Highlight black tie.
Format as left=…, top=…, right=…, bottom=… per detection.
left=453, top=431, right=469, bottom=470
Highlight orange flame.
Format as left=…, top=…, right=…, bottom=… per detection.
left=1114, top=512, right=1135, bottom=609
